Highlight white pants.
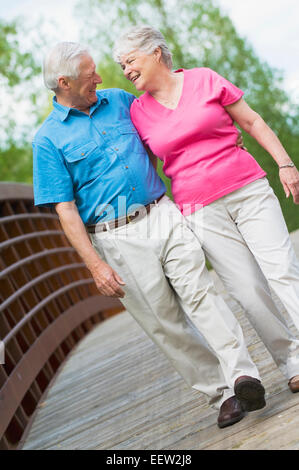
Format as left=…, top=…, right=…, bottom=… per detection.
left=90, top=195, right=260, bottom=409
left=186, top=177, right=299, bottom=379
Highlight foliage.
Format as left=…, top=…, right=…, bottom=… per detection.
left=0, top=19, right=40, bottom=86
left=78, top=0, right=299, bottom=231
left=0, top=19, right=41, bottom=184
left=0, top=141, right=32, bottom=184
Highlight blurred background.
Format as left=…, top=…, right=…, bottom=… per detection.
left=1, top=0, right=298, bottom=231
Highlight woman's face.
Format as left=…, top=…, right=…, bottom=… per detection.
left=120, top=48, right=160, bottom=91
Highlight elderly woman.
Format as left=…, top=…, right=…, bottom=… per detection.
left=113, top=25, right=299, bottom=393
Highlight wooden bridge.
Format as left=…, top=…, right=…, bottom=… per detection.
left=1, top=183, right=299, bottom=450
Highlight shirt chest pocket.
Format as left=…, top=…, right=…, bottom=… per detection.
left=63, top=141, right=108, bottom=189
left=116, top=124, right=145, bottom=155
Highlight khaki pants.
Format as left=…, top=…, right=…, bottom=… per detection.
left=90, top=195, right=260, bottom=409
left=186, top=177, right=299, bottom=380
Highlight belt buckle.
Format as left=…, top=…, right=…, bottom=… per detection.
left=126, top=214, right=132, bottom=224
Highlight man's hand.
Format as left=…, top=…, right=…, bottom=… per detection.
left=55, top=201, right=127, bottom=296
left=236, top=129, right=247, bottom=151
left=89, top=259, right=126, bottom=298
left=279, top=166, right=299, bottom=204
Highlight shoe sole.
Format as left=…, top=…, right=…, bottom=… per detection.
left=217, top=412, right=245, bottom=429
left=235, top=379, right=266, bottom=412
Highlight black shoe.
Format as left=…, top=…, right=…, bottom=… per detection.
left=234, top=376, right=266, bottom=412
left=217, top=396, right=245, bottom=429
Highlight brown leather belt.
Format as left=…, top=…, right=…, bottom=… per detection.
left=86, top=194, right=165, bottom=234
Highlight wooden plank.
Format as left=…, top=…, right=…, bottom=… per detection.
left=22, top=230, right=299, bottom=450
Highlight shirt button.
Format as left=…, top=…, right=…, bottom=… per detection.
left=115, top=148, right=119, bottom=151
left=81, top=152, right=85, bottom=156
left=125, top=166, right=129, bottom=169
left=102, top=131, right=106, bottom=135
left=132, top=187, right=135, bottom=191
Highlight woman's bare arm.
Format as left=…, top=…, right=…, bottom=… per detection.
left=225, top=98, right=299, bottom=204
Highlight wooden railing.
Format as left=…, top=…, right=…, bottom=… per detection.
left=0, top=183, right=123, bottom=450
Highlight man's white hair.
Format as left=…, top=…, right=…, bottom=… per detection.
left=43, top=42, right=90, bottom=91
left=113, top=25, right=173, bottom=70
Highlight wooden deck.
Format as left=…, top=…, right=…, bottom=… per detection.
left=22, top=231, right=299, bottom=450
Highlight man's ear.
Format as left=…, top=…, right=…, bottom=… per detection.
left=57, top=76, right=70, bottom=90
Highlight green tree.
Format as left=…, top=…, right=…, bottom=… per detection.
left=77, top=0, right=299, bottom=231
left=0, top=19, right=41, bottom=183
left=0, top=19, right=40, bottom=86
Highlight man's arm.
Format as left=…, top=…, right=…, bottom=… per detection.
left=145, top=135, right=245, bottom=168
left=145, top=145, right=158, bottom=170
left=55, top=201, right=125, bottom=298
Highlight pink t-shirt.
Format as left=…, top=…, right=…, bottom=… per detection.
left=130, top=67, right=266, bottom=214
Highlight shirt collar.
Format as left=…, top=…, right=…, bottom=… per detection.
left=52, top=91, right=109, bottom=122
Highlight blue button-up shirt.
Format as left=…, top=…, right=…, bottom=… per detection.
left=33, top=89, right=166, bottom=224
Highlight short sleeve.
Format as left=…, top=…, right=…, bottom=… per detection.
left=206, top=68, right=244, bottom=107
left=130, top=99, right=143, bottom=138
left=130, top=99, right=137, bottom=126
left=33, top=138, right=74, bottom=207
left=121, top=89, right=136, bottom=108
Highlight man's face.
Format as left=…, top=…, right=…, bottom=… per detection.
left=67, top=55, right=102, bottom=111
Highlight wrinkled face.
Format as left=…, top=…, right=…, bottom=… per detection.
left=120, top=49, right=159, bottom=91
left=67, top=55, right=102, bottom=110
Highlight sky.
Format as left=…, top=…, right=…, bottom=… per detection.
left=1, top=0, right=299, bottom=103
left=217, top=0, right=299, bottom=103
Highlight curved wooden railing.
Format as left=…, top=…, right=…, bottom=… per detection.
left=0, top=183, right=123, bottom=450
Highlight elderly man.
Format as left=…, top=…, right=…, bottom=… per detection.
left=33, top=42, right=266, bottom=429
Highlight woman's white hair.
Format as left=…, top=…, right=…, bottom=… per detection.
left=113, top=25, right=173, bottom=70
left=43, top=42, right=90, bottom=91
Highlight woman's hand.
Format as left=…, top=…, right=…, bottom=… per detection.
left=279, top=166, right=299, bottom=204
